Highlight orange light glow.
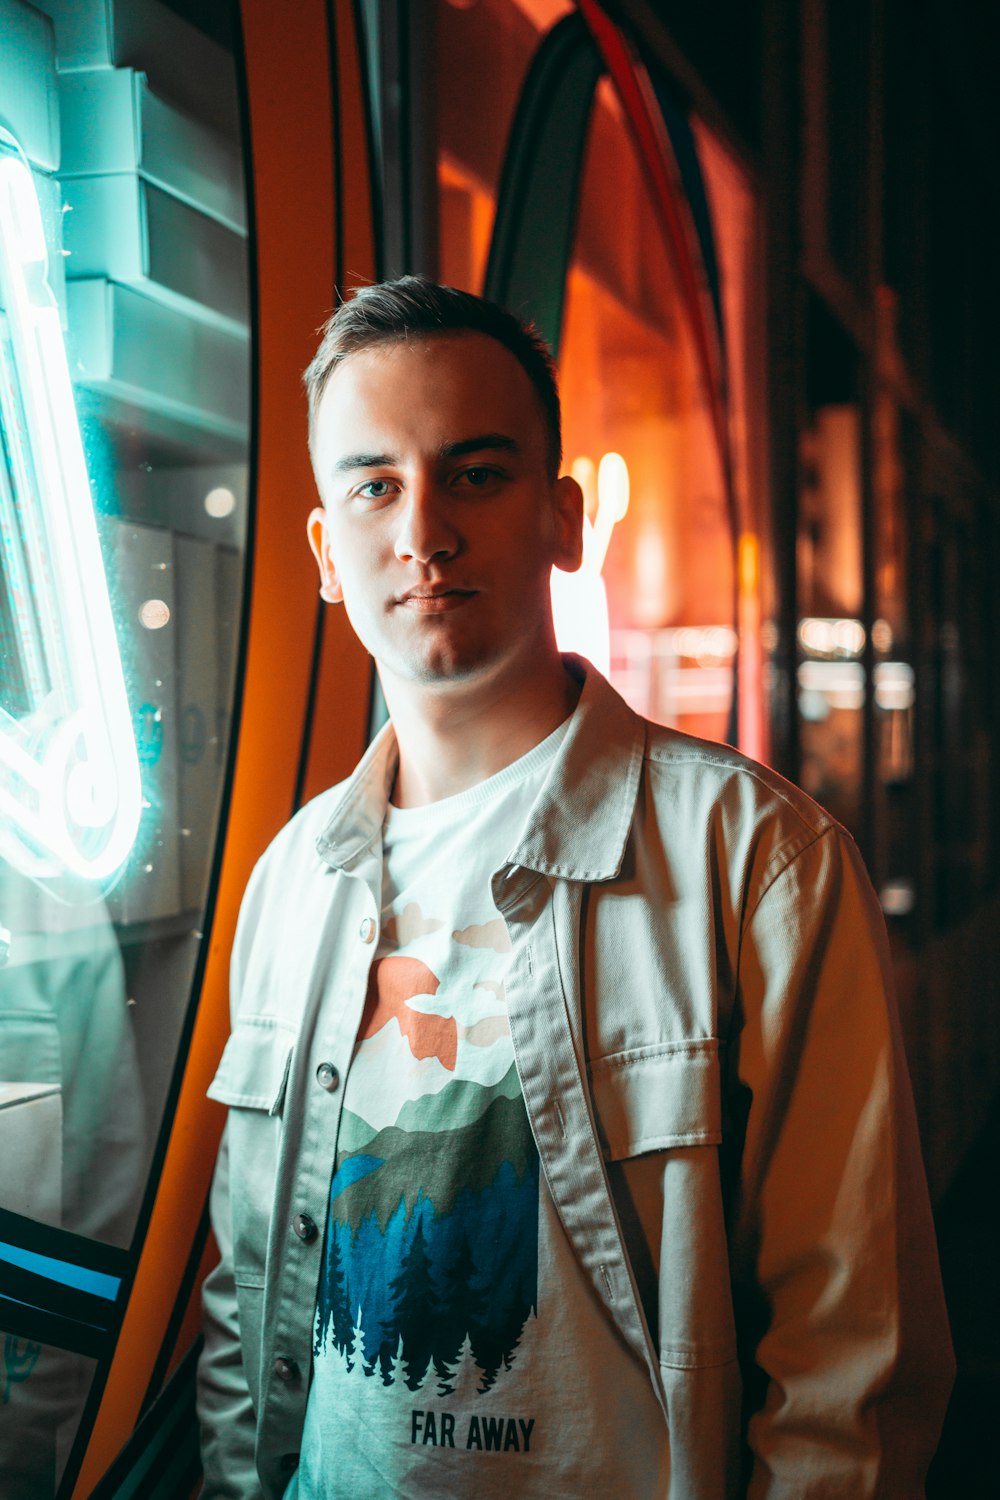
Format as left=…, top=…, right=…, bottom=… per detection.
left=551, top=450, right=630, bottom=673
left=737, top=533, right=764, bottom=761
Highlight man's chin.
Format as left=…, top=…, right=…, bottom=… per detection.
left=409, top=653, right=492, bottom=686
left=379, top=642, right=500, bottom=690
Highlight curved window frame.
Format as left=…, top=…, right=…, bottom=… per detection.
left=485, top=5, right=742, bottom=745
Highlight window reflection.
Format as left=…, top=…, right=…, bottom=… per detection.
left=0, top=871, right=144, bottom=1244
left=0, top=0, right=249, bottom=1491
left=797, top=298, right=863, bottom=834
left=558, top=78, right=738, bottom=742
left=434, top=9, right=756, bottom=745
left=0, top=1331, right=97, bottom=1500
left=871, top=289, right=916, bottom=919
left=693, top=120, right=765, bottom=760
left=436, top=0, right=573, bottom=293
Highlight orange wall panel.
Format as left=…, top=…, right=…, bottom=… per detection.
left=299, top=0, right=377, bottom=806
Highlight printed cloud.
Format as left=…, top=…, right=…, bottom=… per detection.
left=462, top=1014, right=511, bottom=1048
left=383, top=902, right=443, bottom=947
left=452, top=918, right=512, bottom=953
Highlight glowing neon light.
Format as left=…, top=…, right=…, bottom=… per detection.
left=551, top=452, right=629, bottom=675
left=0, top=129, right=141, bottom=883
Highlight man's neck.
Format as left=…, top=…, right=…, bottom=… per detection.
left=382, top=653, right=580, bottom=809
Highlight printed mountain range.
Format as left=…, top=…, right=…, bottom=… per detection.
left=315, top=1063, right=539, bottom=1395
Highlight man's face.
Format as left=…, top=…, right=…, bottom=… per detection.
left=308, top=331, right=582, bottom=691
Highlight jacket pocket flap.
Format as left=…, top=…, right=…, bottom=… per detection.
left=207, top=1018, right=295, bottom=1114
left=589, top=1040, right=722, bottom=1159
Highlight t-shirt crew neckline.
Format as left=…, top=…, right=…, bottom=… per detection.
left=385, top=716, right=571, bottom=824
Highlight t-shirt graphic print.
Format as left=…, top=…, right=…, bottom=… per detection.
left=290, top=720, right=668, bottom=1498
left=315, top=916, right=538, bottom=1407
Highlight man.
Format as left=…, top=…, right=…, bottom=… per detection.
left=198, top=277, right=953, bottom=1498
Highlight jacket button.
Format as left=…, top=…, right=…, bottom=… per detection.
left=273, top=1356, right=300, bottom=1383
left=315, top=1061, right=340, bottom=1092
left=292, top=1213, right=318, bottom=1243
left=359, top=916, right=376, bottom=944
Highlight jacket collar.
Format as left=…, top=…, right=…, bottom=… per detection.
left=314, top=723, right=398, bottom=872
left=507, top=658, right=645, bottom=881
left=315, top=657, right=646, bottom=882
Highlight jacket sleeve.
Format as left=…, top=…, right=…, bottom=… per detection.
left=728, top=824, right=953, bottom=1498
left=197, top=1125, right=265, bottom=1500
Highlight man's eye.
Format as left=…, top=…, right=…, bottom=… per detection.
left=460, top=467, right=499, bottom=488
left=357, top=479, right=395, bottom=499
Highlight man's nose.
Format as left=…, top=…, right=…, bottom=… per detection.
left=393, top=481, right=458, bottom=564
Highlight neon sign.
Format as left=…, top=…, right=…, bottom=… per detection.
left=551, top=451, right=629, bottom=675
left=0, top=128, right=141, bottom=884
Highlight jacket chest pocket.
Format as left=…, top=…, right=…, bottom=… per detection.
left=209, top=1017, right=295, bottom=1288
left=588, top=1039, right=722, bottom=1158
left=588, top=1039, right=737, bottom=1371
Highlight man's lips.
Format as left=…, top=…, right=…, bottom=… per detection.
left=395, top=585, right=477, bottom=613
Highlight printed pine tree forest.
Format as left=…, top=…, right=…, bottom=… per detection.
left=315, top=1083, right=539, bottom=1394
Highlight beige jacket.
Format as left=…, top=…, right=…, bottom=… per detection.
left=198, top=662, right=953, bottom=1498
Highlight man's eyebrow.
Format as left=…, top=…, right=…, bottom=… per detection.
left=332, top=434, right=521, bottom=476
left=439, top=433, right=520, bottom=460
left=332, top=451, right=398, bottom=474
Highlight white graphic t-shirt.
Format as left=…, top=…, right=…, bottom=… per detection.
left=289, top=722, right=667, bottom=1497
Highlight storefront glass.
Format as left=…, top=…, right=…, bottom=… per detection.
left=0, top=1, right=250, bottom=1490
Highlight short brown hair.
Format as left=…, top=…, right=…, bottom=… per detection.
left=304, top=276, right=563, bottom=479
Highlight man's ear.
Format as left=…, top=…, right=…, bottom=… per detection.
left=307, top=506, right=344, bottom=603
left=551, top=474, right=584, bottom=573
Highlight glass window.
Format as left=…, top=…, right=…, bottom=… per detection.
left=692, top=116, right=764, bottom=759
left=0, top=1334, right=97, bottom=1499
left=796, top=296, right=864, bottom=835
left=436, top=0, right=572, bottom=293
left=923, top=498, right=990, bottom=931
left=556, top=77, right=738, bottom=743
left=0, top=1, right=250, bottom=1491
left=871, top=290, right=916, bottom=919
